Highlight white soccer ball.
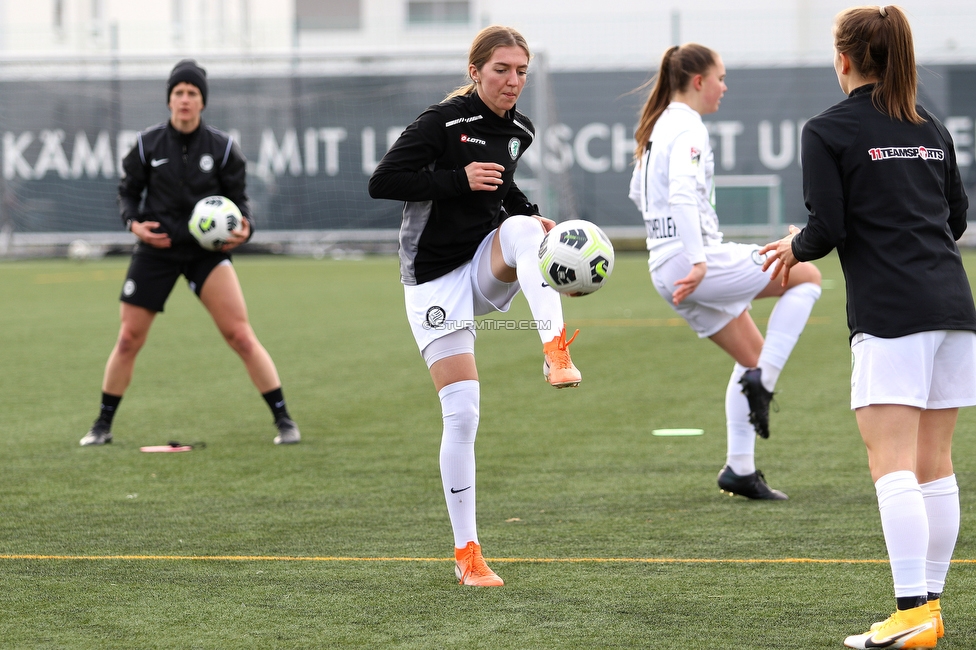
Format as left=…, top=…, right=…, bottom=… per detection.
left=538, top=219, right=615, bottom=297
left=188, top=195, right=243, bottom=251
left=67, top=239, right=93, bottom=261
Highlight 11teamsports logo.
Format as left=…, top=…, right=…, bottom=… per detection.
left=867, top=146, right=944, bottom=161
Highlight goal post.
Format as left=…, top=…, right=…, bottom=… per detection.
left=712, top=174, right=783, bottom=241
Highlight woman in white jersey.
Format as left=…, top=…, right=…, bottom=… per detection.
left=629, top=44, right=823, bottom=499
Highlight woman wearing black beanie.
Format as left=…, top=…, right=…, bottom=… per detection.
left=80, top=59, right=302, bottom=447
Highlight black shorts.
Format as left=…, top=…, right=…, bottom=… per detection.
left=120, top=244, right=232, bottom=313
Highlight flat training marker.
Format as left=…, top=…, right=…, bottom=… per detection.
left=652, top=428, right=704, bottom=437
left=140, top=445, right=193, bottom=453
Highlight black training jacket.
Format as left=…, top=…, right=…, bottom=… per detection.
left=368, top=91, right=539, bottom=285
left=118, top=120, right=252, bottom=250
left=792, top=84, right=975, bottom=340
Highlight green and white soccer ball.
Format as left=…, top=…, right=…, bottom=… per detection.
left=188, top=195, right=242, bottom=251
left=538, top=219, right=615, bottom=296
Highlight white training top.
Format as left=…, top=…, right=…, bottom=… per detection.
left=628, top=101, right=723, bottom=271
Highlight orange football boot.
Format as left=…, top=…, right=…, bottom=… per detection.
left=543, top=325, right=581, bottom=388
left=454, top=541, right=504, bottom=587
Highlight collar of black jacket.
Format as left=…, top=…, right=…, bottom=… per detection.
left=467, top=89, right=517, bottom=122
left=168, top=119, right=204, bottom=140
left=848, top=83, right=876, bottom=99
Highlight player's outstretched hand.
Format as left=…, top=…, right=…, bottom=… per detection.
left=221, top=217, right=251, bottom=251
left=759, top=225, right=801, bottom=286
left=465, top=161, right=505, bottom=191
left=673, top=262, right=706, bottom=305
left=131, top=220, right=171, bottom=248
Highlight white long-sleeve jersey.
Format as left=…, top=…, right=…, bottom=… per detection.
left=629, top=102, right=723, bottom=271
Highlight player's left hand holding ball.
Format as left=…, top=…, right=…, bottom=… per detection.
left=220, top=217, right=250, bottom=252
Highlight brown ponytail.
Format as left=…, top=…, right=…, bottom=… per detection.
left=633, top=44, right=717, bottom=160
left=834, top=5, right=923, bottom=124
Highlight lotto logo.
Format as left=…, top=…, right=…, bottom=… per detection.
left=460, top=134, right=486, bottom=146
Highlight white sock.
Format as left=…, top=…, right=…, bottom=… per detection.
left=921, top=474, right=960, bottom=595
left=498, top=215, right=563, bottom=341
left=876, top=470, right=929, bottom=598
left=438, top=380, right=480, bottom=549
left=725, top=363, right=756, bottom=475
left=758, top=282, right=821, bottom=392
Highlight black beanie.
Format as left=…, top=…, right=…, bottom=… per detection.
left=167, top=59, right=208, bottom=106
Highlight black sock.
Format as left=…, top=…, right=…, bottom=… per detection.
left=97, top=392, right=123, bottom=427
left=928, top=592, right=941, bottom=602
left=896, top=595, right=928, bottom=611
left=262, top=387, right=290, bottom=422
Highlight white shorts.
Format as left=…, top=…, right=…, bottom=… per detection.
left=404, top=229, right=521, bottom=360
left=650, top=242, right=772, bottom=338
left=850, top=330, right=976, bottom=409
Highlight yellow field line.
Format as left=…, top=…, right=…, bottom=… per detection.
left=1, top=554, right=974, bottom=565
left=571, top=316, right=830, bottom=327
left=33, top=269, right=125, bottom=284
